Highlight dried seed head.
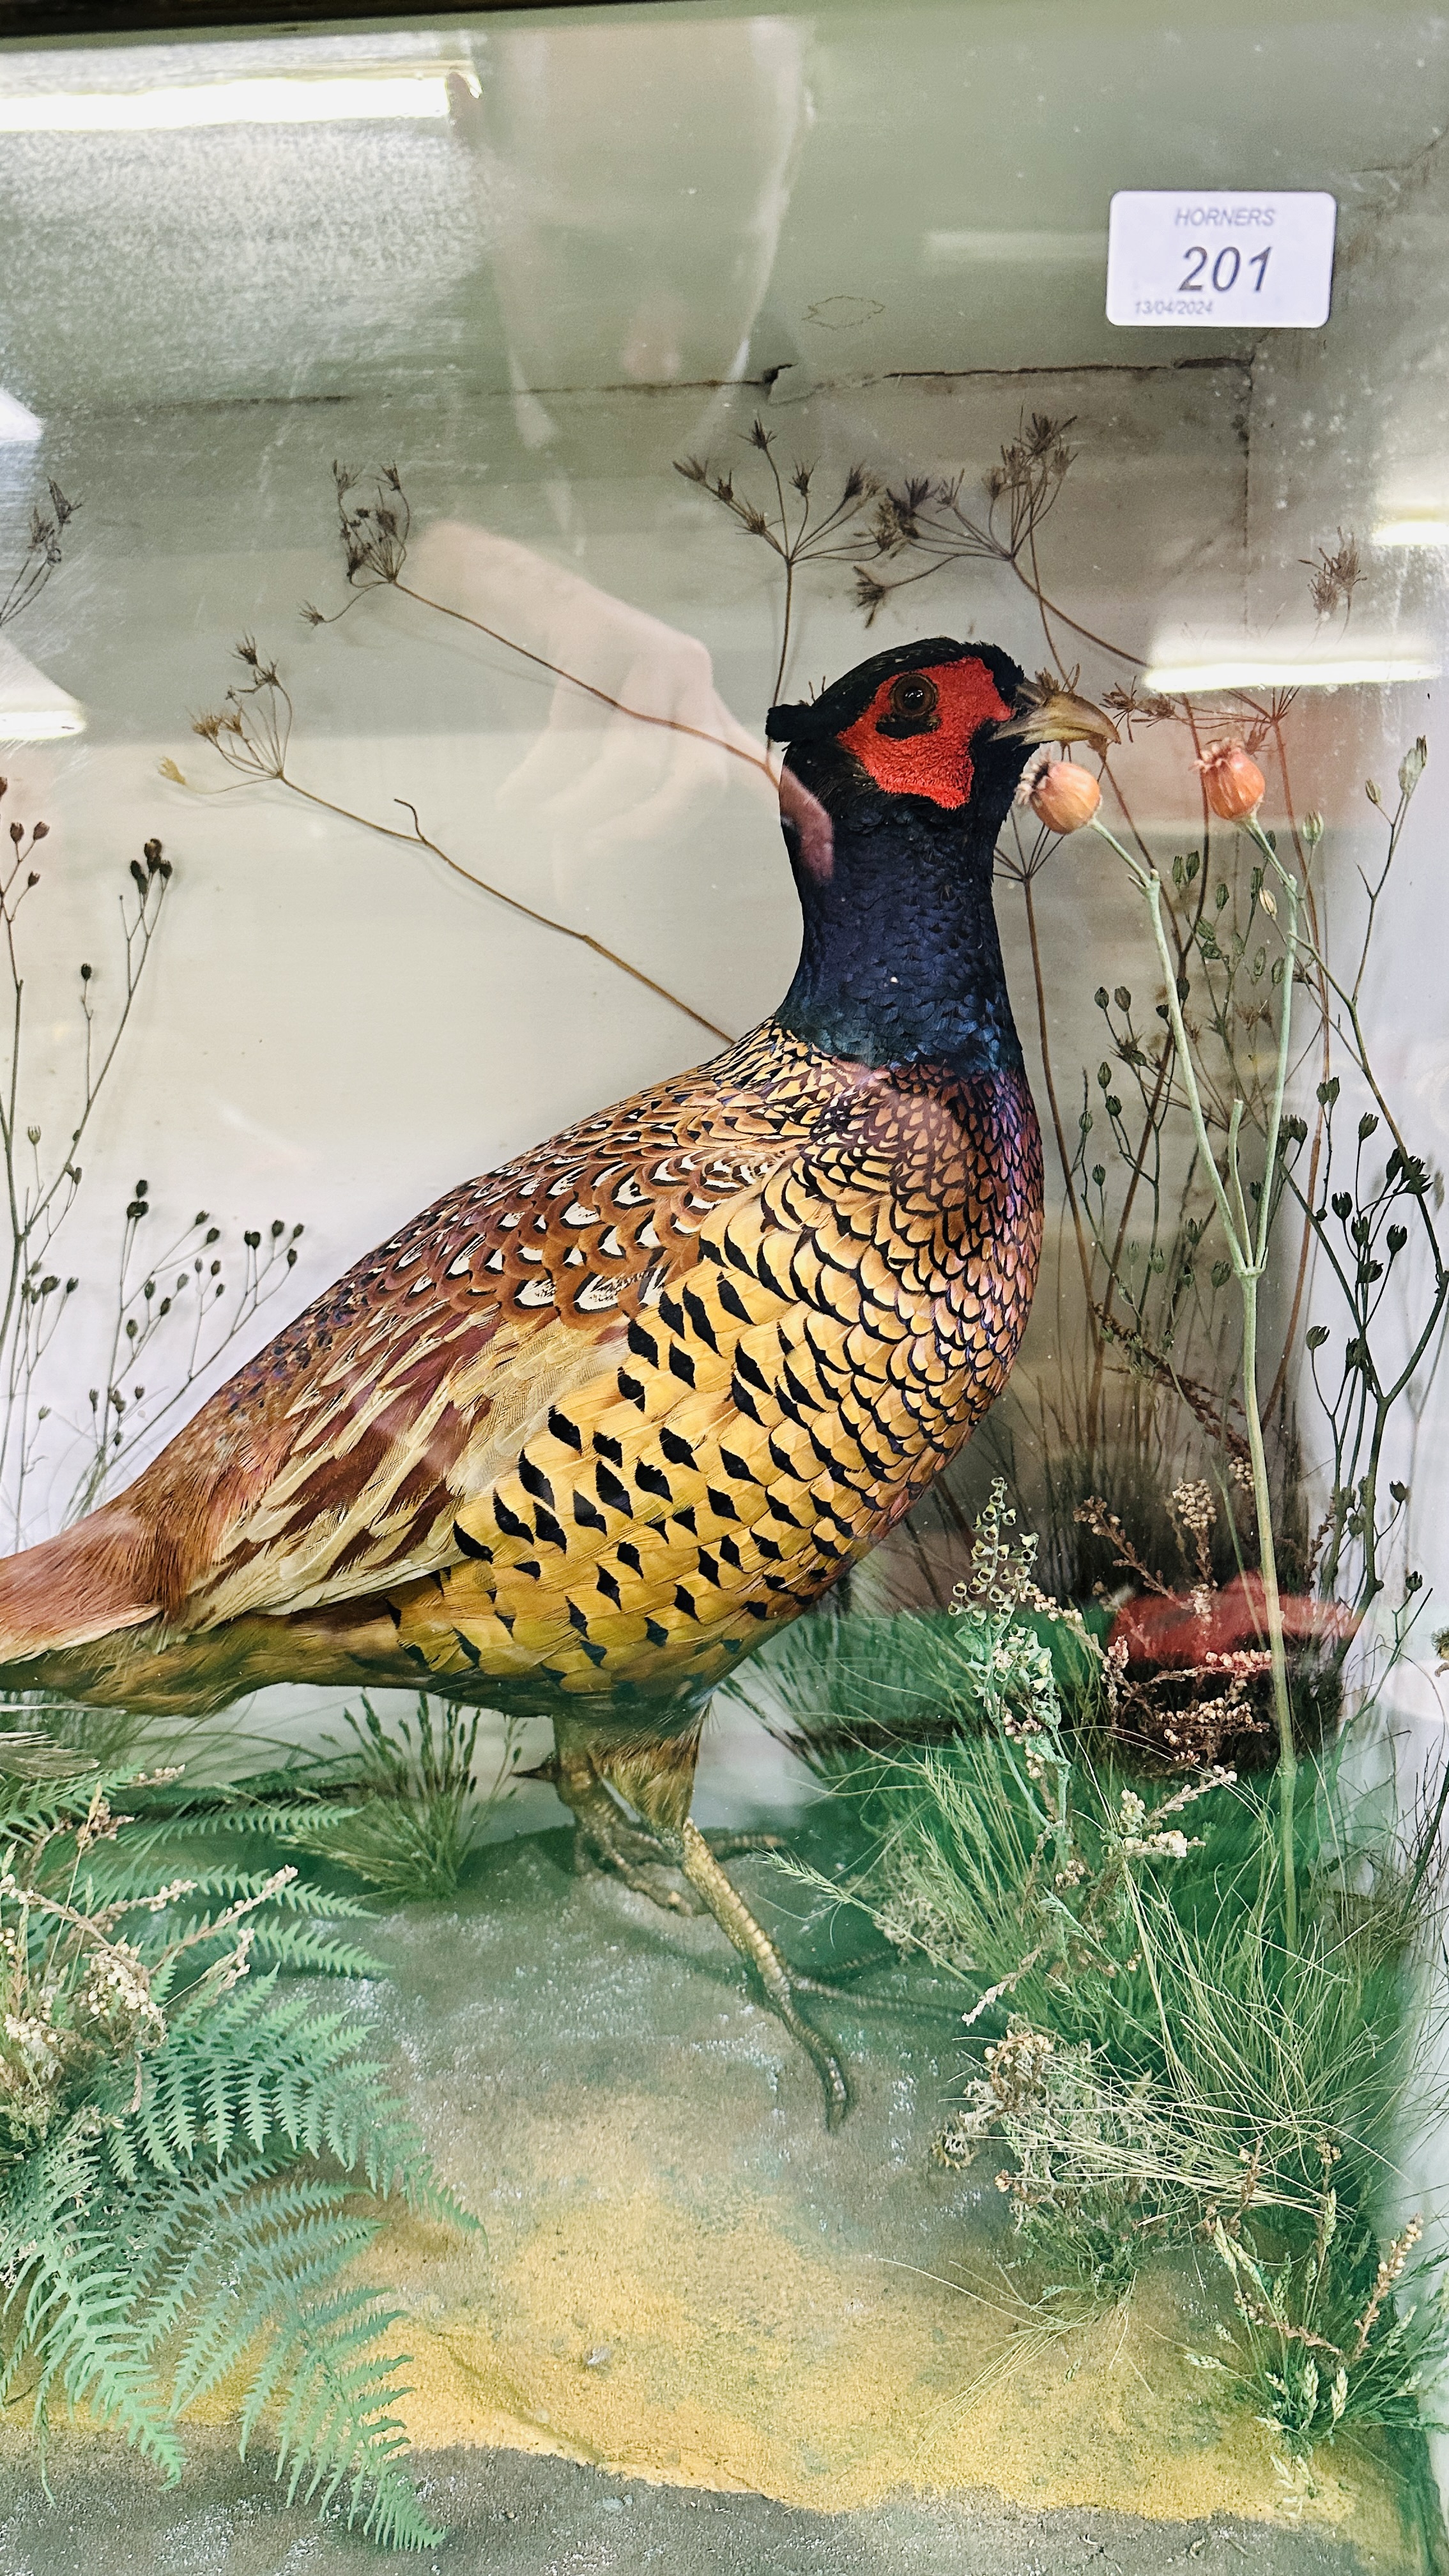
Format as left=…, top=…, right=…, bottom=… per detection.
left=1197, top=740, right=1265, bottom=822
left=1029, top=760, right=1102, bottom=836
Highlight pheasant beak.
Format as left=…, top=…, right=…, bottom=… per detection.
left=995, top=684, right=1119, bottom=753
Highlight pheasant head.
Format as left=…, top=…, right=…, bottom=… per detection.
left=765, top=639, right=1112, bottom=1078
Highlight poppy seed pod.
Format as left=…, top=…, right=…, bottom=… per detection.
left=1197, top=740, right=1265, bottom=823
left=1029, top=760, right=1102, bottom=835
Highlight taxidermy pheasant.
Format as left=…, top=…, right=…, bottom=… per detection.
left=0, top=638, right=1110, bottom=2119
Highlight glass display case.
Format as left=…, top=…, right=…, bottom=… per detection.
left=0, top=4, right=1446, bottom=2568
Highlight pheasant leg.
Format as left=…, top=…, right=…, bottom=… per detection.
left=668, top=1816, right=850, bottom=2128
left=551, top=1713, right=850, bottom=2124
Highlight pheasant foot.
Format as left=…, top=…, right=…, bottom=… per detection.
left=666, top=1816, right=850, bottom=2127
left=791, top=1951, right=900, bottom=2002
left=565, top=1800, right=783, bottom=1912
left=553, top=1742, right=786, bottom=1913
left=561, top=1770, right=703, bottom=1914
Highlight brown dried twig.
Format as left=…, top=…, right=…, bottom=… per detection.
left=676, top=425, right=879, bottom=702
left=0, top=482, right=78, bottom=632
left=183, top=646, right=730, bottom=1046
left=308, top=462, right=778, bottom=792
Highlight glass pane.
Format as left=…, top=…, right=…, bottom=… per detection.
left=0, top=6, right=1445, bottom=2567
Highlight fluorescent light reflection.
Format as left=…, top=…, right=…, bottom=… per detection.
left=0, top=639, right=85, bottom=740
left=0, top=70, right=477, bottom=134
left=0, top=707, right=86, bottom=740
left=0, top=391, right=41, bottom=443
left=1373, top=519, right=1449, bottom=549
left=1144, top=657, right=1438, bottom=693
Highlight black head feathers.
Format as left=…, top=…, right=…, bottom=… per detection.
left=766, top=638, right=1026, bottom=746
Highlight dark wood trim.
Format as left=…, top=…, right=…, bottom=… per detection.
left=0, top=0, right=644, bottom=36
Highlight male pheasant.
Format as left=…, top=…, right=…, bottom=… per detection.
left=0, top=637, right=1110, bottom=2118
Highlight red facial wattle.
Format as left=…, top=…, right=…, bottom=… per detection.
left=838, top=658, right=1013, bottom=809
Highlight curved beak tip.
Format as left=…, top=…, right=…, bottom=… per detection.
left=998, top=687, right=1119, bottom=754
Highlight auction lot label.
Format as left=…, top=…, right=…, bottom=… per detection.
left=1107, top=191, right=1337, bottom=327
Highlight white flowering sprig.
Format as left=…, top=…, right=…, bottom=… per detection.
left=953, top=1477, right=1043, bottom=1618
left=1112, top=1791, right=1192, bottom=1862
left=951, top=1478, right=1105, bottom=1748
left=1169, top=1476, right=1218, bottom=1624
left=1, top=1798, right=298, bottom=2152
left=72, top=1786, right=124, bottom=1857
left=937, top=2016, right=1059, bottom=2167
left=958, top=1948, right=1046, bottom=2034
left=1110, top=1770, right=1236, bottom=1862
left=956, top=1477, right=1103, bottom=1647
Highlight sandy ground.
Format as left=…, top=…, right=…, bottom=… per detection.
left=1, top=1820, right=1437, bottom=2572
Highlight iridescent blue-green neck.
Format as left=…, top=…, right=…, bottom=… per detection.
left=776, top=791, right=1022, bottom=1078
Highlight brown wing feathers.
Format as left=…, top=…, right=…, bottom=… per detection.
left=0, top=1038, right=798, bottom=1659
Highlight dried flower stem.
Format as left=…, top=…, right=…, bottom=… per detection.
left=1276, top=748, right=1446, bottom=1612
left=329, top=778, right=730, bottom=1046
left=69, top=1209, right=304, bottom=1524
left=1022, top=862, right=1098, bottom=1342
left=1262, top=711, right=1331, bottom=1422
left=316, top=461, right=778, bottom=788
left=1073, top=1494, right=1177, bottom=1599
left=677, top=425, right=879, bottom=703
left=0, top=484, right=77, bottom=634
left=190, top=654, right=729, bottom=1046
left=997, top=802, right=1100, bottom=1383
left=0, top=806, right=178, bottom=1541
left=393, top=579, right=778, bottom=793
left=1090, top=809, right=1300, bottom=1950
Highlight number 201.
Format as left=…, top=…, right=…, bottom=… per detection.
left=1177, top=245, right=1271, bottom=293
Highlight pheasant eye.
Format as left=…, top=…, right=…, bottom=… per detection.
left=877, top=671, right=940, bottom=737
